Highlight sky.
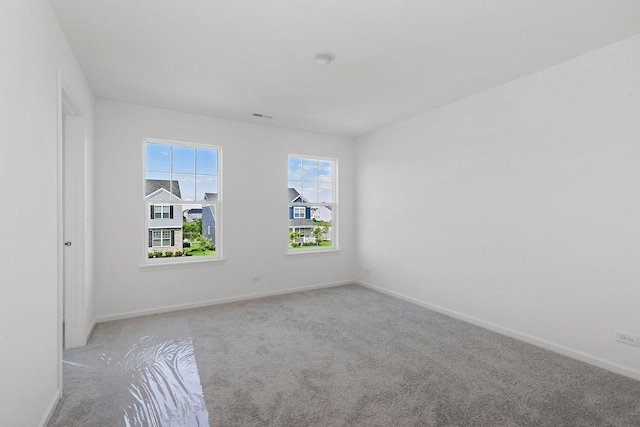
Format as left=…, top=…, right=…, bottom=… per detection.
left=287, top=156, right=333, bottom=203
left=145, top=143, right=334, bottom=205
left=145, top=142, right=218, bottom=201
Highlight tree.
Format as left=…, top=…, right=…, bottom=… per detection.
left=289, top=230, right=302, bottom=248
left=183, top=220, right=202, bottom=240
left=311, top=225, right=328, bottom=246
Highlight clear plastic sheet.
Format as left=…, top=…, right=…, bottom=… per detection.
left=62, top=316, right=209, bottom=426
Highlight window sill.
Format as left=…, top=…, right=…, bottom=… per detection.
left=286, top=248, right=341, bottom=258
left=139, top=257, right=225, bottom=271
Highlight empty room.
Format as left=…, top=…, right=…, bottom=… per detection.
left=2, top=0, right=640, bottom=426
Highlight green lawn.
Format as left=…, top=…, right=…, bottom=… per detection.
left=184, top=239, right=215, bottom=256
left=291, top=240, right=332, bottom=249
left=187, top=249, right=216, bottom=256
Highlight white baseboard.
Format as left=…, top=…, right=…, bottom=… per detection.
left=356, top=280, right=640, bottom=382
left=39, top=389, right=61, bottom=427
left=86, top=319, right=96, bottom=342
left=96, top=280, right=352, bottom=323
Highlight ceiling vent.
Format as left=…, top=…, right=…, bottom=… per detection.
left=314, top=53, right=335, bottom=64
left=252, top=113, right=273, bottom=119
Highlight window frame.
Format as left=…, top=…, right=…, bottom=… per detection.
left=153, top=205, right=171, bottom=219
left=287, top=154, right=338, bottom=254
left=142, top=138, right=223, bottom=267
left=151, top=229, right=172, bottom=247
left=293, top=206, right=306, bottom=219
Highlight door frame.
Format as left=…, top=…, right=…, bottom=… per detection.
left=56, top=72, right=87, bottom=389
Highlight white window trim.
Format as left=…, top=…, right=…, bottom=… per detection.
left=293, top=206, right=305, bottom=219
left=151, top=229, right=172, bottom=247
left=287, top=154, right=338, bottom=255
left=153, top=205, right=170, bottom=219
left=142, top=138, right=224, bottom=267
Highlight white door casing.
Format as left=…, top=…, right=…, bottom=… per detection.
left=57, top=73, right=87, bottom=392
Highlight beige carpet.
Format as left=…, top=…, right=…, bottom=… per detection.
left=50, top=284, right=640, bottom=426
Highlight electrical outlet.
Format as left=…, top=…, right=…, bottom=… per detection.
left=615, top=332, right=639, bottom=347
left=364, top=268, right=371, bottom=275
left=250, top=276, right=261, bottom=283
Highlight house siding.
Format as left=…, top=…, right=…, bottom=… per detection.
left=147, top=192, right=183, bottom=229
left=148, top=211, right=183, bottom=229
left=202, top=205, right=216, bottom=244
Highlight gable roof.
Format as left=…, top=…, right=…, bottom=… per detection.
left=288, top=187, right=310, bottom=203
left=145, top=179, right=181, bottom=198
left=204, top=192, right=218, bottom=201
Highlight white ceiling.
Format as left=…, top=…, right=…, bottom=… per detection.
left=50, top=0, right=640, bottom=138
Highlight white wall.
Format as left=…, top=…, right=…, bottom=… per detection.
left=94, top=100, right=355, bottom=319
left=356, top=35, right=640, bottom=379
left=0, top=0, right=95, bottom=425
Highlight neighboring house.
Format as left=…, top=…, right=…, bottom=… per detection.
left=183, top=208, right=202, bottom=222
left=311, top=205, right=332, bottom=222
left=288, top=187, right=317, bottom=243
left=146, top=179, right=183, bottom=253
left=201, top=192, right=217, bottom=244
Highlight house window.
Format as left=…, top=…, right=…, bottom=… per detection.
left=293, top=206, right=305, bottom=219
left=145, top=139, right=221, bottom=261
left=288, top=155, right=336, bottom=251
left=151, top=230, right=172, bottom=247
left=153, top=205, right=171, bottom=219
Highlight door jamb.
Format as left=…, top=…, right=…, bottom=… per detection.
left=57, top=72, right=86, bottom=392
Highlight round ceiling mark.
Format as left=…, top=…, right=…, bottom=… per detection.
left=314, top=53, right=335, bottom=64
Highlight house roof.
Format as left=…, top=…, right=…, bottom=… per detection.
left=186, top=208, right=202, bottom=214
left=289, top=219, right=316, bottom=228
left=312, top=205, right=332, bottom=211
left=288, top=187, right=310, bottom=203
left=145, top=179, right=181, bottom=198
left=204, top=192, right=218, bottom=201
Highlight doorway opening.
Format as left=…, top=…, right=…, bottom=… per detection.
left=57, top=74, right=87, bottom=391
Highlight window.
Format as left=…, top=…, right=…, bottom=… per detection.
left=153, top=205, right=171, bottom=219
left=288, top=155, right=336, bottom=251
left=145, top=139, right=221, bottom=262
left=293, top=206, right=305, bottom=219
left=151, top=230, right=172, bottom=247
